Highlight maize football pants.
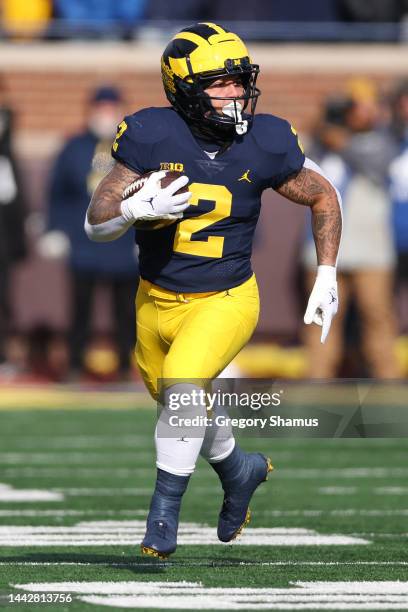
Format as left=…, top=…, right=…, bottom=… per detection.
left=135, top=274, right=260, bottom=400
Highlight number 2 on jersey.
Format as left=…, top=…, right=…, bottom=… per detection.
left=173, top=183, right=232, bottom=258
left=112, top=120, right=128, bottom=152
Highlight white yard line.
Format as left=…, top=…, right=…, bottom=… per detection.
left=3, top=467, right=152, bottom=477
left=260, top=509, right=408, bottom=517
left=374, top=487, right=408, bottom=495
left=0, top=508, right=406, bottom=518
left=319, top=486, right=408, bottom=496
left=3, top=466, right=408, bottom=478
left=0, top=435, right=150, bottom=449
left=0, top=509, right=147, bottom=517
left=279, top=468, right=408, bottom=478
left=318, top=487, right=358, bottom=495
left=353, top=533, right=408, bottom=536
left=2, top=561, right=407, bottom=567
left=11, top=580, right=408, bottom=610
left=0, top=452, right=151, bottom=464
left=0, top=523, right=370, bottom=547
left=55, top=487, right=152, bottom=496
left=0, top=484, right=63, bottom=502
left=55, top=486, right=233, bottom=496
left=1, top=436, right=403, bottom=446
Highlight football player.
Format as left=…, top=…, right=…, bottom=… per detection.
left=85, top=23, right=342, bottom=559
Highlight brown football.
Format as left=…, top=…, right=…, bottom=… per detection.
left=122, top=170, right=189, bottom=231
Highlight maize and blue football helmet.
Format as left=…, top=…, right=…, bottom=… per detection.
left=161, top=22, right=260, bottom=138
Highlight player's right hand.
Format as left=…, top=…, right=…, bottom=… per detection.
left=121, top=170, right=191, bottom=222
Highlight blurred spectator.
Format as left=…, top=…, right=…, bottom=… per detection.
left=0, top=77, right=26, bottom=366
left=389, top=79, right=408, bottom=333
left=1, top=0, right=52, bottom=38
left=0, top=331, right=28, bottom=380
left=146, top=0, right=209, bottom=21
left=54, top=0, right=147, bottom=35
left=338, top=0, right=408, bottom=22
left=147, top=0, right=339, bottom=22
left=302, top=79, right=400, bottom=379
left=39, top=86, right=139, bottom=380
left=211, top=0, right=338, bottom=22
left=26, top=324, right=68, bottom=382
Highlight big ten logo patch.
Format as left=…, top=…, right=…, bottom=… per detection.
left=160, top=162, right=184, bottom=172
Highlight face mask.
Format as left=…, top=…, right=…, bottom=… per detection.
left=88, top=113, right=118, bottom=140
left=222, top=101, right=248, bottom=135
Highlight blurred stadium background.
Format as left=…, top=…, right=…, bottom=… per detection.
left=1, top=0, right=408, bottom=389
left=0, top=5, right=407, bottom=611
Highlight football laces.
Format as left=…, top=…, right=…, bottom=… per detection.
left=122, top=177, right=147, bottom=199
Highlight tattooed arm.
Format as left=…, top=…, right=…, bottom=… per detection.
left=84, top=161, right=141, bottom=242
left=84, top=161, right=191, bottom=242
left=275, top=159, right=342, bottom=265
left=276, top=157, right=342, bottom=342
left=87, top=161, right=140, bottom=225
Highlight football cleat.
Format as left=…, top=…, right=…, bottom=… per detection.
left=140, top=469, right=190, bottom=559
left=141, top=520, right=176, bottom=560
left=217, top=452, right=273, bottom=543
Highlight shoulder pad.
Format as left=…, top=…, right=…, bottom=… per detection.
left=251, top=114, right=293, bottom=154
left=125, top=107, right=175, bottom=145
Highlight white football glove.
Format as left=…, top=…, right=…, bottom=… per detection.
left=121, top=170, right=191, bottom=223
left=304, top=265, right=338, bottom=344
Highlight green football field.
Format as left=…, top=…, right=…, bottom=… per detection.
left=0, top=403, right=407, bottom=611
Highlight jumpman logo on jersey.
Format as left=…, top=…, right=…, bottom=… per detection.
left=238, top=169, right=252, bottom=183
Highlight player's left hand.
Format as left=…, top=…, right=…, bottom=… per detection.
left=304, top=265, right=338, bottom=344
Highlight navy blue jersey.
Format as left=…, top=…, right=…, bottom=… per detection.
left=112, top=107, right=304, bottom=292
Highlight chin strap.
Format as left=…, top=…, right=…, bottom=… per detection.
left=222, top=101, right=248, bottom=135
left=187, top=117, right=234, bottom=148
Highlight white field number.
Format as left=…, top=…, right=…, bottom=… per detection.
left=12, top=581, right=408, bottom=610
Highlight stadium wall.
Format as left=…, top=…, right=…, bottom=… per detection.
left=2, top=43, right=406, bottom=337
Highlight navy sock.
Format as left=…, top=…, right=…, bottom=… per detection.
left=149, top=468, right=190, bottom=513
left=209, top=445, right=247, bottom=487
